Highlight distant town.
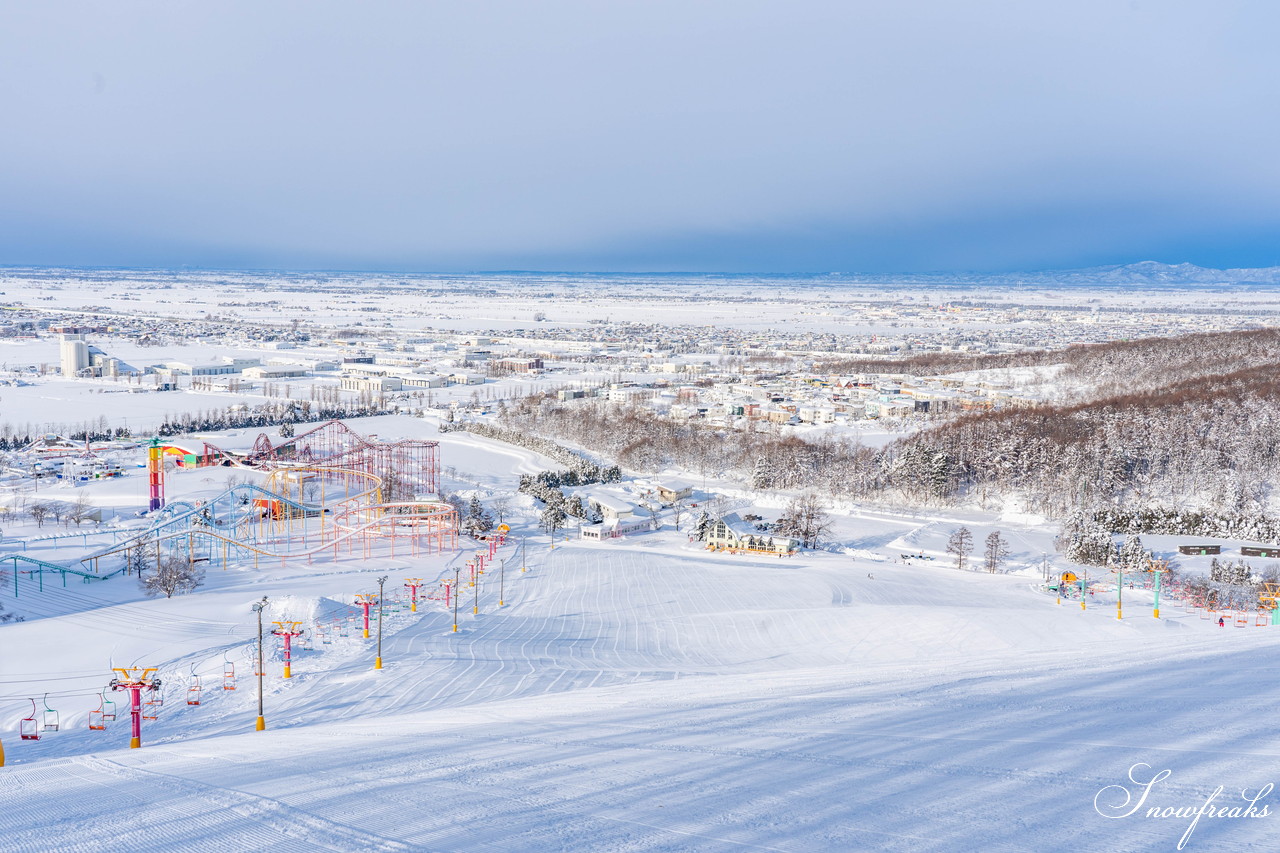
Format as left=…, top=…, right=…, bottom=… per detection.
left=3, top=267, right=1277, bottom=439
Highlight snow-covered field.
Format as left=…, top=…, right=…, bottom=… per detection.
left=0, top=415, right=1274, bottom=852
left=0, top=268, right=1277, bottom=850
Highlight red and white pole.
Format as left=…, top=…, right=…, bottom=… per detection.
left=129, top=686, right=143, bottom=749
left=282, top=633, right=294, bottom=678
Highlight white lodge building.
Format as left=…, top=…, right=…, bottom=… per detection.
left=705, top=512, right=798, bottom=556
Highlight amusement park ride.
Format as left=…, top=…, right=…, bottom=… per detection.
left=94, top=420, right=459, bottom=573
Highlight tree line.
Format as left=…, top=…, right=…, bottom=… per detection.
left=157, top=400, right=393, bottom=437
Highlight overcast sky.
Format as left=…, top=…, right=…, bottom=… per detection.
left=1, top=1, right=1277, bottom=273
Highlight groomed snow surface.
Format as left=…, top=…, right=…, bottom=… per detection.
left=0, top=423, right=1275, bottom=852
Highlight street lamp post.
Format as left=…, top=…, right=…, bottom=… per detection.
left=499, top=558, right=505, bottom=607
left=375, top=575, right=387, bottom=670
left=252, top=596, right=268, bottom=731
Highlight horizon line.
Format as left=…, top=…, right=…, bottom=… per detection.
left=0, top=259, right=1274, bottom=280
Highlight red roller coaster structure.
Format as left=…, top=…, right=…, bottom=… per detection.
left=98, top=420, right=457, bottom=571
left=246, top=420, right=439, bottom=501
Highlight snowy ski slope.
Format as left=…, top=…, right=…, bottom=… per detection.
left=1, top=536, right=1275, bottom=852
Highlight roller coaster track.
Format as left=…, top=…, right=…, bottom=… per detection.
left=2, top=553, right=128, bottom=582
left=11, top=421, right=454, bottom=577
left=80, top=465, right=456, bottom=570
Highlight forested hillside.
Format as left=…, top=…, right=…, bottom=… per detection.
left=493, top=328, right=1280, bottom=539
left=897, top=363, right=1280, bottom=518
left=821, top=327, right=1280, bottom=401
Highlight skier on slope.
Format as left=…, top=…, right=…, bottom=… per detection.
left=1219, top=617, right=1225, bottom=627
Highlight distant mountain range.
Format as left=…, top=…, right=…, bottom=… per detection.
left=1001, top=261, right=1280, bottom=286
left=817, top=261, right=1280, bottom=286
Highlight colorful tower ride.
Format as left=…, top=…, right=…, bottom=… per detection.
left=148, top=438, right=165, bottom=511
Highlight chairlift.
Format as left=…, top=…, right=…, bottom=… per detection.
left=41, top=693, right=59, bottom=732
left=19, top=699, right=40, bottom=740
left=223, top=657, right=237, bottom=691
left=187, top=669, right=202, bottom=706
left=101, top=689, right=117, bottom=722
left=143, top=684, right=163, bottom=720
left=89, top=694, right=106, bottom=731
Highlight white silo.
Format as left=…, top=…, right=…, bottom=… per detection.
left=60, top=333, right=89, bottom=378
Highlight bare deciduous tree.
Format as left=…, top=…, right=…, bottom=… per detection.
left=983, top=530, right=1010, bottom=573
left=641, top=498, right=661, bottom=530
left=139, top=553, right=205, bottom=599
left=947, top=527, right=975, bottom=571
left=490, top=495, right=512, bottom=525
left=776, top=493, right=831, bottom=550
left=67, top=493, right=95, bottom=527
left=670, top=499, right=688, bottom=532
left=28, top=501, right=50, bottom=528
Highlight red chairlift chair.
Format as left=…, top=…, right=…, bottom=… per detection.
left=143, top=686, right=163, bottom=720
left=19, top=699, right=40, bottom=740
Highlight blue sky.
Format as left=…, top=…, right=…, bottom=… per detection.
left=1, top=1, right=1277, bottom=273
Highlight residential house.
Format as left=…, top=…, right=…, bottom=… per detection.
left=654, top=479, right=693, bottom=505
